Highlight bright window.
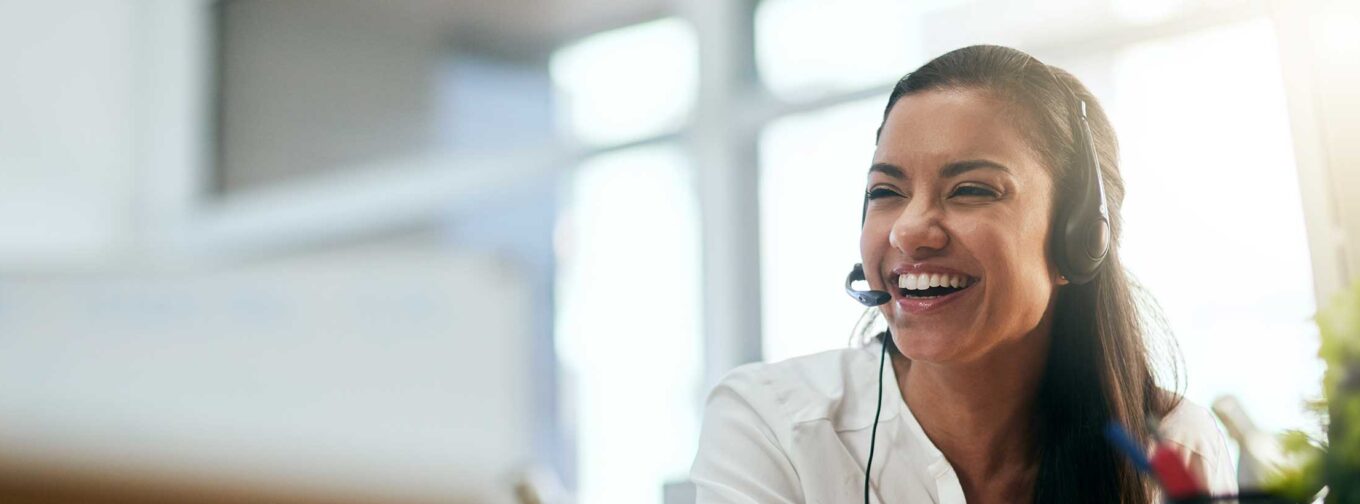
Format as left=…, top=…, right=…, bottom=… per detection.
left=555, top=145, right=703, bottom=504
left=759, top=97, right=886, bottom=362
left=754, top=0, right=921, bottom=99
left=550, top=18, right=698, bottom=145
left=1109, top=18, right=1322, bottom=434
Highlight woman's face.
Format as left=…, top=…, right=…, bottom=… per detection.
left=863, top=88, right=1065, bottom=364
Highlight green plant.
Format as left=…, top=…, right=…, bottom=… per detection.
left=1318, top=280, right=1360, bottom=502
left=1271, top=280, right=1360, bottom=503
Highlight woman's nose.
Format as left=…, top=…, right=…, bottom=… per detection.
left=888, top=201, right=949, bottom=257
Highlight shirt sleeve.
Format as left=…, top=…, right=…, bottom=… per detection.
left=1159, top=400, right=1239, bottom=497
left=690, top=364, right=804, bottom=504
left=1185, top=433, right=1238, bottom=497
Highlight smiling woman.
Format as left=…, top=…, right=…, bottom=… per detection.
left=863, top=87, right=1067, bottom=365
left=691, top=45, right=1237, bottom=504
left=861, top=156, right=1028, bottom=309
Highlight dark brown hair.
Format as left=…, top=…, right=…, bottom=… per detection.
left=872, top=44, right=1183, bottom=503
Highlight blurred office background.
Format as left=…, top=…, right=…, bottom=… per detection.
left=1, top=0, right=1358, bottom=502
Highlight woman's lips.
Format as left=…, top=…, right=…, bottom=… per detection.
left=894, top=282, right=977, bottom=315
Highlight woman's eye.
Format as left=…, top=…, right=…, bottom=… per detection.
left=866, top=187, right=904, bottom=200
left=951, top=185, right=999, bottom=198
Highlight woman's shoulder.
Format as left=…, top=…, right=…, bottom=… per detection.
left=1157, top=397, right=1227, bottom=455
left=1159, top=398, right=1219, bottom=438
left=1157, top=398, right=1239, bottom=495
left=708, top=345, right=886, bottom=430
left=695, top=349, right=880, bottom=503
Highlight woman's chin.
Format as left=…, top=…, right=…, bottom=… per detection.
left=891, top=331, right=968, bottom=364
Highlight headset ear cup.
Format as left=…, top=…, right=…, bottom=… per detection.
left=1088, top=217, right=1110, bottom=261
left=1059, top=217, right=1109, bottom=284
left=1056, top=101, right=1111, bottom=285
left=1054, top=200, right=1083, bottom=284
left=1057, top=189, right=1106, bottom=284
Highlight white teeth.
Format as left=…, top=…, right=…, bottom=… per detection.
left=897, top=273, right=972, bottom=291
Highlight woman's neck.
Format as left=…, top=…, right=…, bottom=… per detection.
left=892, top=319, right=1052, bottom=500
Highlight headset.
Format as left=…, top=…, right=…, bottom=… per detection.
left=843, top=61, right=1110, bottom=504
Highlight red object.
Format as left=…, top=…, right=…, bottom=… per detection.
left=1149, top=443, right=1202, bottom=499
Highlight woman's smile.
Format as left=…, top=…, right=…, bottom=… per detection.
left=888, top=265, right=981, bottom=315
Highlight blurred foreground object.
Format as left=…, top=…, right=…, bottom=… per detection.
left=663, top=479, right=696, bottom=504
left=1214, top=395, right=1292, bottom=486
left=0, top=455, right=454, bottom=504
left=512, top=465, right=573, bottom=504
left=1317, top=281, right=1360, bottom=502
left=1214, top=395, right=1326, bottom=502
left=1243, top=280, right=1360, bottom=503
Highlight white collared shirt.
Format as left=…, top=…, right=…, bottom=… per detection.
left=690, top=340, right=1237, bottom=503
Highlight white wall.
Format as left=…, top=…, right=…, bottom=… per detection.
left=0, top=0, right=137, bottom=269
left=1273, top=0, right=1360, bottom=296
left=216, top=0, right=440, bottom=192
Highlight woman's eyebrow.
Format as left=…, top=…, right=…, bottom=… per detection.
left=941, top=159, right=1012, bottom=178
left=869, top=160, right=1010, bottom=179
left=868, top=162, right=906, bottom=179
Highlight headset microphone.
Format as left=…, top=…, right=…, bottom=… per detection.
left=845, top=263, right=891, bottom=307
